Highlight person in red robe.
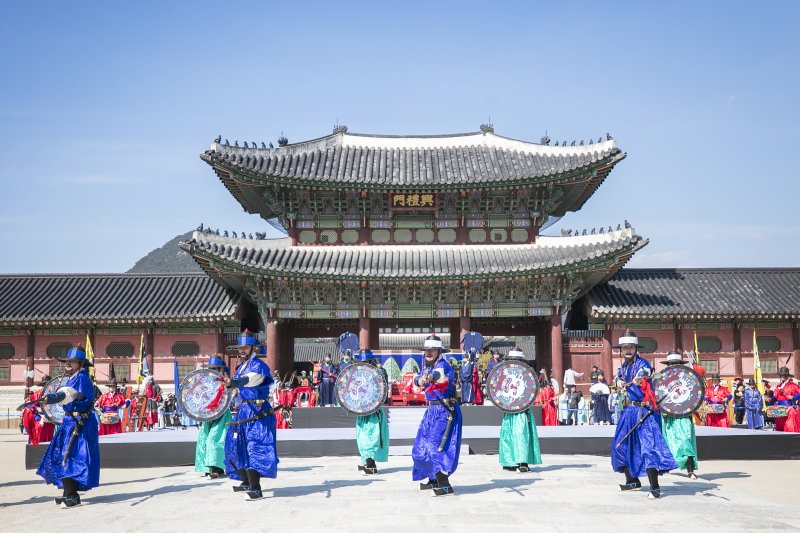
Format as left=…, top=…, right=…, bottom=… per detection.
left=535, top=381, right=558, bottom=426
left=774, top=367, right=800, bottom=432
left=96, top=382, right=127, bottom=435
left=471, top=365, right=483, bottom=405
left=704, top=373, right=732, bottom=428
left=22, top=385, right=44, bottom=445
left=142, top=375, right=160, bottom=428
left=22, top=378, right=56, bottom=445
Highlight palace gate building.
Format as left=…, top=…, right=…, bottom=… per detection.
left=181, top=126, right=643, bottom=379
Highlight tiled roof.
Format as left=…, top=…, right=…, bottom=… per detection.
left=182, top=228, right=645, bottom=281
left=201, top=130, right=623, bottom=189
left=583, top=269, right=800, bottom=318
left=0, top=273, right=241, bottom=326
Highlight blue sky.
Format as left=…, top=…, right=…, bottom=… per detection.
left=1, top=1, right=798, bottom=273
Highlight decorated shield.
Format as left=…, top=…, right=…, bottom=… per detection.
left=178, top=368, right=232, bottom=422
left=41, top=375, right=71, bottom=425
left=652, top=365, right=705, bottom=417
left=335, top=362, right=387, bottom=416
left=485, top=360, right=539, bottom=413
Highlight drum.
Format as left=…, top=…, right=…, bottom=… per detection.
left=100, top=412, right=121, bottom=425
left=335, top=362, right=387, bottom=416
left=766, top=405, right=789, bottom=418
left=41, top=375, right=71, bottom=425
left=706, top=403, right=726, bottom=414
left=485, top=360, right=539, bottom=413
left=651, top=365, right=706, bottom=417
left=178, top=368, right=231, bottom=422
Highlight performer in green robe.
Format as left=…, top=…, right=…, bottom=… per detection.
left=498, top=347, right=542, bottom=472
left=356, top=406, right=390, bottom=474
left=195, top=356, right=233, bottom=479
left=659, top=351, right=698, bottom=479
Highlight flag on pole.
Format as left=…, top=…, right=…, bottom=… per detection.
left=753, top=330, right=765, bottom=405
left=173, top=357, right=181, bottom=417
left=137, top=333, right=147, bottom=384
left=85, top=332, right=95, bottom=381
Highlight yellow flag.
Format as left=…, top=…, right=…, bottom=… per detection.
left=694, top=331, right=700, bottom=360
left=85, top=332, right=95, bottom=381
left=753, top=330, right=765, bottom=404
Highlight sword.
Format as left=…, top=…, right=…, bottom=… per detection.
left=62, top=412, right=89, bottom=466
left=614, top=396, right=666, bottom=450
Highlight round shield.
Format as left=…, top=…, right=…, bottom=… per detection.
left=335, top=362, right=387, bottom=416
left=41, top=375, right=71, bottom=425
left=178, top=368, right=232, bottom=422
left=652, top=365, right=706, bottom=417
left=485, top=360, right=539, bottom=413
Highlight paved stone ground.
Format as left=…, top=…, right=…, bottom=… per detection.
left=1, top=430, right=798, bottom=532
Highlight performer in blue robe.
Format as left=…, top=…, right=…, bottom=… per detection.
left=195, top=356, right=232, bottom=478
left=36, top=346, right=100, bottom=508
left=223, top=331, right=279, bottom=500
left=412, top=333, right=462, bottom=496
left=611, top=330, right=677, bottom=499
left=459, top=355, right=475, bottom=405
left=317, top=355, right=337, bottom=406
left=744, top=378, right=765, bottom=430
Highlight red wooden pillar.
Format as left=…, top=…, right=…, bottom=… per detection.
left=266, top=320, right=279, bottom=374
left=25, top=329, right=35, bottom=398
left=792, top=323, right=800, bottom=379
left=359, top=317, right=371, bottom=350
left=279, top=329, right=294, bottom=376
left=550, top=314, right=564, bottom=390
left=733, top=324, right=743, bottom=378
left=673, top=323, right=683, bottom=351
left=601, top=328, right=613, bottom=379
left=459, top=316, right=471, bottom=350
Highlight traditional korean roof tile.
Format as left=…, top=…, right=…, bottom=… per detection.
left=0, top=273, right=241, bottom=326
left=181, top=228, right=646, bottom=281
left=583, top=268, right=800, bottom=319
left=202, top=130, right=622, bottom=189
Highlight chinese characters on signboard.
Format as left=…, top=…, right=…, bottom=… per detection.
left=388, top=192, right=437, bottom=211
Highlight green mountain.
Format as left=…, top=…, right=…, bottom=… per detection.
left=127, top=232, right=203, bottom=274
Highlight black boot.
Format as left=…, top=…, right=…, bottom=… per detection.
left=232, top=469, right=250, bottom=492
left=208, top=466, right=225, bottom=479
left=618, top=467, right=641, bottom=491
left=245, top=469, right=263, bottom=500
left=432, top=472, right=454, bottom=496
left=419, top=478, right=438, bottom=490
left=647, top=468, right=661, bottom=499
left=363, top=458, right=378, bottom=475
left=518, top=463, right=530, bottom=473
left=687, top=457, right=698, bottom=480
left=59, top=478, right=81, bottom=509
left=502, top=466, right=518, bottom=472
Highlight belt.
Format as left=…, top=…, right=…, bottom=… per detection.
left=69, top=412, right=90, bottom=418
left=242, top=399, right=268, bottom=405
left=428, top=398, right=454, bottom=406
left=627, top=401, right=649, bottom=407
left=226, top=407, right=275, bottom=426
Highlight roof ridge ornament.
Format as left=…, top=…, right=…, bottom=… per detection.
left=479, top=123, right=494, bottom=134
left=278, top=132, right=289, bottom=147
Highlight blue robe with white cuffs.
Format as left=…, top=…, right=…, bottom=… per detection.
left=611, top=355, right=677, bottom=477
left=36, top=368, right=100, bottom=491
left=411, top=358, right=463, bottom=480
